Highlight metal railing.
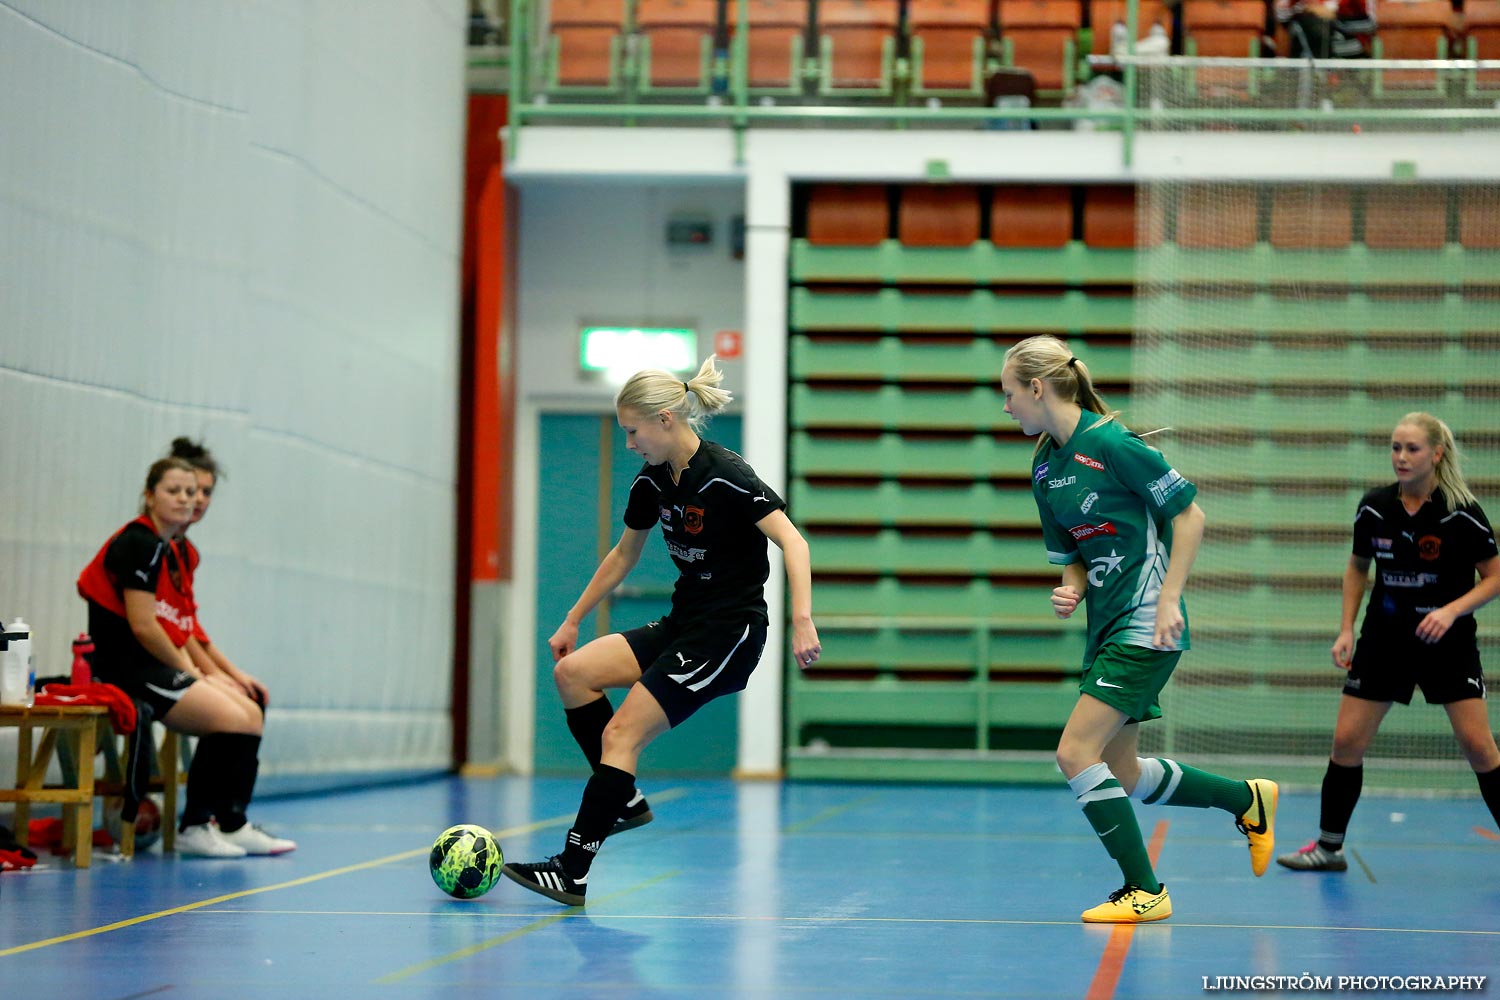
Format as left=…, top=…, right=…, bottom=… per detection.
left=480, top=0, right=1500, bottom=165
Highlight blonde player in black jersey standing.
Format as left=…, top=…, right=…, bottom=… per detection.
left=503, top=356, right=821, bottom=905
left=1278, top=413, right=1500, bottom=871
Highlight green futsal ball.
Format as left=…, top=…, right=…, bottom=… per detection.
left=429, top=823, right=503, bottom=899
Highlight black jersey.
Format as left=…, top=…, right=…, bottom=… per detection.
left=623, top=439, right=786, bottom=623
left=1353, top=484, right=1498, bottom=649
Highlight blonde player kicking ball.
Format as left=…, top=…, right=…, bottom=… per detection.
left=1277, top=413, right=1500, bottom=872
left=502, top=356, right=821, bottom=905
left=1001, top=335, right=1277, bottom=924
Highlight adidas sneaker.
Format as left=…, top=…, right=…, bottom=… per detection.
left=501, top=855, right=587, bottom=906
left=610, top=789, right=654, bottom=837
left=1276, top=841, right=1348, bottom=872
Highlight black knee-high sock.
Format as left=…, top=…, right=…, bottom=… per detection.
left=1318, top=760, right=1363, bottom=851
left=1477, top=765, right=1500, bottom=831
left=565, top=697, right=614, bottom=771
left=559, top=764, right=635, bottom=879
left=180, top=736, right=221, bottom=831
left=197, top=733, right=262, bottom=833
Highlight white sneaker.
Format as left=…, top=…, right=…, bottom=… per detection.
left=177, top=822, right=248, bottom=858
left=218, top=823, right=297, bottom=856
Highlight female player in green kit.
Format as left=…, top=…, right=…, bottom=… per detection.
left=1000, top=335, right=1277, bottom=923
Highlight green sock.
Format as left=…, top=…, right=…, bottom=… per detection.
left=1135, top=757, right=1253, bottom=815
left=1069, top=763, right=1160, bottom=894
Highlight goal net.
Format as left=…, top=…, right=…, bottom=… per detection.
left=1124, top=56, right=1500, bottom=793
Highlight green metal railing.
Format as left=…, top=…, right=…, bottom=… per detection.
left=487, top=0, right=1500, bottom=165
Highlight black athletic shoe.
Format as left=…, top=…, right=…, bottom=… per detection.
left=609, top=788, right=654, bottom=837
left=501, top=855, right=587, bottom=906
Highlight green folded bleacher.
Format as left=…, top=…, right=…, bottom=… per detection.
left=786, top=181, right=1499, bottom=786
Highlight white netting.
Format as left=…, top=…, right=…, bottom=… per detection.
left=1127, top=58, right=1500, bottom=792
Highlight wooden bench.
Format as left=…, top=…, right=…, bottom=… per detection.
left=0, top=705, right=106, bottom=867
left=94, top=722, right=182, bottom=858
left=1, top=704, right=183, bottom=865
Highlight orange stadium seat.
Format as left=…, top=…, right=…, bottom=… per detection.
left=1175, top=184, right=1258, bottom=249
left=908, top=0, right=993, bottom=95
left=547, top=0, right=628, bottom=89
left=1269, top=186, right=1352, bottom=249
left=1458, top=186, right=1500, bottom=249
left=1373, top=0, right=1455, bottom=91
left=991, top=185, right=1072, bottom=247
left=1083, top=185, right=1151, bottom=249
left=1183, top=0, right=1267, bottom=55
left=1364, top=186, right=1447, bottom=250
left=817, top=0, right=901, bottom=93
left=1464, top=0, right=1500, bottom=91
left=636, top=0, right=720, bottom=90
left=808, top=184, right=890, bottom=244
left=998, top=0, right=1083, bottom=93
left=1087, top=0, right=1171, bottom=55
left=734, top=0, right=811, bottom=91
left=900, top=185, right=982, bottom=246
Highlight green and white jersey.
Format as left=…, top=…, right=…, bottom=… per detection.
left=1029, top=410, right=1198, bottom=662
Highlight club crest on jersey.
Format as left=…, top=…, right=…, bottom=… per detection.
left=1418, top=534, right=1441, bottom=560
left=1373, top=537, right=1392, bottom=550
left=1074, top=453, right=1104, bottom=471
left=659, top=506, right=673, bottom=522
left=1034, top=463, right=1049, bottom=483
left=1080, top=492, right=1099, bottom=513
left=684, top=506, right=705, bottom=534
left=1069, top=521, right=1117, bottom=541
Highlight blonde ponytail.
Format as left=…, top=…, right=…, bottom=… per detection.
left=616, top=355, right=733, bottom=433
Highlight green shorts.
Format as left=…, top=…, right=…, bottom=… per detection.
left=1079, top=642, right=1182, bottom=723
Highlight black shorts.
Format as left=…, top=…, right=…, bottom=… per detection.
left=93, top=652, right=198, bottom=721
left=620, top=617, right=768, bottom=728
left=1345, top=637, right=1486, bottom=706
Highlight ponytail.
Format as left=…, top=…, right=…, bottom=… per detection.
left=616, top=355, right=733, bottom=434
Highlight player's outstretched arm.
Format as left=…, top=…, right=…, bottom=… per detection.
left=1332, top=555, right=1371, bottom=668
left=549, top=527, right=650, bottom=660
left=757, top=509, right=821, bottom=670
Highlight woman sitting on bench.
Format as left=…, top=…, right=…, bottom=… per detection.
left=76, top=457, right=294, bottom=858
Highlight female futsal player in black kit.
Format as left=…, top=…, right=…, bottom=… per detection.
left=503, top=356, right=821, bottom=904
left=1278, top=412, right=1500, bottom=870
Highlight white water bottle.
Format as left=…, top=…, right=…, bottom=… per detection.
left=2, top=617, right=31, bottom=707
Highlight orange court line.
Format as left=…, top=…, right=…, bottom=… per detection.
left=1083, top=819, right=1169, bottom=1000
left=1475, top=826, right=1500, bottom=842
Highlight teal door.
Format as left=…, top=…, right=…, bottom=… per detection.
left=534, top=413, right=743, bottom=775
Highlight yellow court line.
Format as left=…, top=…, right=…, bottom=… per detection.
left=0, top=807, right=599, bottom=960
left=373, top=870, right=681, bottom=984
left=781, top=791, right=886, bottom=835
left=1, top=784, right=693, bottom=959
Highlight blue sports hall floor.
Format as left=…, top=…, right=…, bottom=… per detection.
left=2, top=775, right=1497, bottom=999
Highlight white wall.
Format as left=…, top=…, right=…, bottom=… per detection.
left=0, top=0, right=467, bottom=785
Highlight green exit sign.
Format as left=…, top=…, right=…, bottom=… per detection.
left=580, top=327, right=697, bottom=375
